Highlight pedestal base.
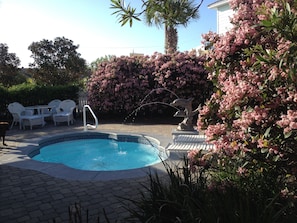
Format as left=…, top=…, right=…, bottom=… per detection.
left=172, top=129, right=199, bottom=140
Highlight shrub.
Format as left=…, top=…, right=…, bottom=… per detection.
left=7, top=83, right=79, bottom=106
left=88, top=55, right=153, bottom=116
left=123, top=157, right=297, bottom=223
left=198, top=0, right=297, bottom=195
left=152, top=51, right=211, bottom=106
left=1, top=83, right=80, bottom=120
left=87, top=52, right=212, bottom=117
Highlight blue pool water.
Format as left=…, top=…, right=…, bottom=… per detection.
left=32, top=138, right=162, bottom=171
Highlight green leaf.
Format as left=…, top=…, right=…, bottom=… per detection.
left=261, top=148, right=268, bottom=153
left=264, top=127, right=271, bottom=138
left=285, top=2, right=291, bottom=15
left=261, top=20, right=273, bottom=27
left=284, top=131, right=292, bottom=139
left=256, top=55, right=269, bottom=63
left=273, top=155, right=280, bottom=162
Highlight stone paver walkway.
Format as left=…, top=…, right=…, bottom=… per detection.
left=0, top=165, right=148, bottom=222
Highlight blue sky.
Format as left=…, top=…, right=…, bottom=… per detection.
left=0, top=0, right=216, bottom=67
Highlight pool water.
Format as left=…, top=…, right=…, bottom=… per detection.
left=32, top=138, right=162, bottom=171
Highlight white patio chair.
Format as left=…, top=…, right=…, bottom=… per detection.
left=52, top=99, right=76, bottom=126
left=7, top=102, right=44, bottom=130
left=42, top=99, right=62, bottom=119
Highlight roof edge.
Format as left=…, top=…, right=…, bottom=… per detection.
left=208, top=0, right=229, bottom=9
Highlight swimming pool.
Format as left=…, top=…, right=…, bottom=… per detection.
left=29, top=132, right=169, bottom=171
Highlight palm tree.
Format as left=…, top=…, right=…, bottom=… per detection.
left=111, top=0, right=203, bottom=54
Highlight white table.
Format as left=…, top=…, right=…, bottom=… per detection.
left=25, top=105, right=55, bottom=118
left=25, top=105, right=56, bottom=127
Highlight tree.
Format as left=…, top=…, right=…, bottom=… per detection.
left=110, top=0, right=203, bottom=54
left=90, top=55, right=116, bottom=72
left=0, top=43, right=21, bottom=87
left=28, top=37, right=89, bottom=86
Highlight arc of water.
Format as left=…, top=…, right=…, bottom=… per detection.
left=141, top=134, right=156, bottom=148
left=137, top=101, right=179, bottom=110
left=140, top=88, right=179, bottom=105
left=141, top=134, right=169, bottom=160
left=123, top=101, right=180, bottom=123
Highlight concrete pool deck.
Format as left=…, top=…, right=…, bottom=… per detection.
left=0, top=120, right=186, bottom=222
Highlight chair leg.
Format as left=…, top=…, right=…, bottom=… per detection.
left=10, top=121, right=15, bottom=129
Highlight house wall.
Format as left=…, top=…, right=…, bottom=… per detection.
left=217, top=4, right=234, bottom=34
left=208, top=0, right=234, bottom=34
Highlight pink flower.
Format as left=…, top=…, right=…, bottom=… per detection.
left=237, top=167, right=247, bottom=176
left=257, top=139, right=268, bottom=148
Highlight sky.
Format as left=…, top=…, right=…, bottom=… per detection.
left=0, top=0, right=217, bottom=67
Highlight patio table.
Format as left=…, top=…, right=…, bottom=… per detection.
left=25, top=105, right=55, bottom=118
left=25, top=105, right=56, bottom=126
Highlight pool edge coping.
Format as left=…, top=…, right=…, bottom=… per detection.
left=1, top=130, right=172, bottom=181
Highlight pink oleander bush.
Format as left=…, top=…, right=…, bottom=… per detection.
left=151, top=51, right=211, bottom=104
left=87, top=55, right=152, bottom=115
left=195, top=0, right=297, bottom=199
left=87, top=51, right=212, bottom=116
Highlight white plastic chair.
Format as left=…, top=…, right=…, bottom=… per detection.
left=7, top=102, right=44, bottom=130
left=42, top=99, right=62, bottom=119
left=52, top=99, right=76, bottom=126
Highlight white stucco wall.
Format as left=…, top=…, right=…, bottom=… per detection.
left=208, top=0, right=234, bottom=34
left=217, top=4, right=233, bottom=34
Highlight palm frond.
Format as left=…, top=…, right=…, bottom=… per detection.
left=110, top=0, right=141, bottom=27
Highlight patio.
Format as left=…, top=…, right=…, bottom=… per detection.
left=0, top=117, right=212, bottom=222
left=0, top=119, right=182, bottom=222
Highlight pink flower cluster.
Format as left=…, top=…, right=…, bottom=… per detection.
left=187, top=149, right=214, bottom=172
left=219, top=74, right=261, bottom=111
left=233, top=106, right=269, bottom=130
left=277, top=110, right=297, bottom=134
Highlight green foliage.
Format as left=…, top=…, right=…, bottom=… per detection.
left=0, top=43, right=21, bottom=87
left=123, top=158, right=297, bottom=223
left=144, top=0, right=200, bottom=27
left=28, top=37, right=90, bottom=86
left=110, top=0, right=141, bottom=27
left=89, top=55, right=116, bottom=72
left=110, top=0, right=202, bottom=54
left=0, top=85, right=9, bottom=118
left=7, top=83, right=79, bottom=105
left=0, top=83, right=79, bottom=120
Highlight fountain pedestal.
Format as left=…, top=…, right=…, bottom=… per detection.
left=170, top=98, right=200, bottom=132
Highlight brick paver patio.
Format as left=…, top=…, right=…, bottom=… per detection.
left=0, top=120, right=177, bottom=222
